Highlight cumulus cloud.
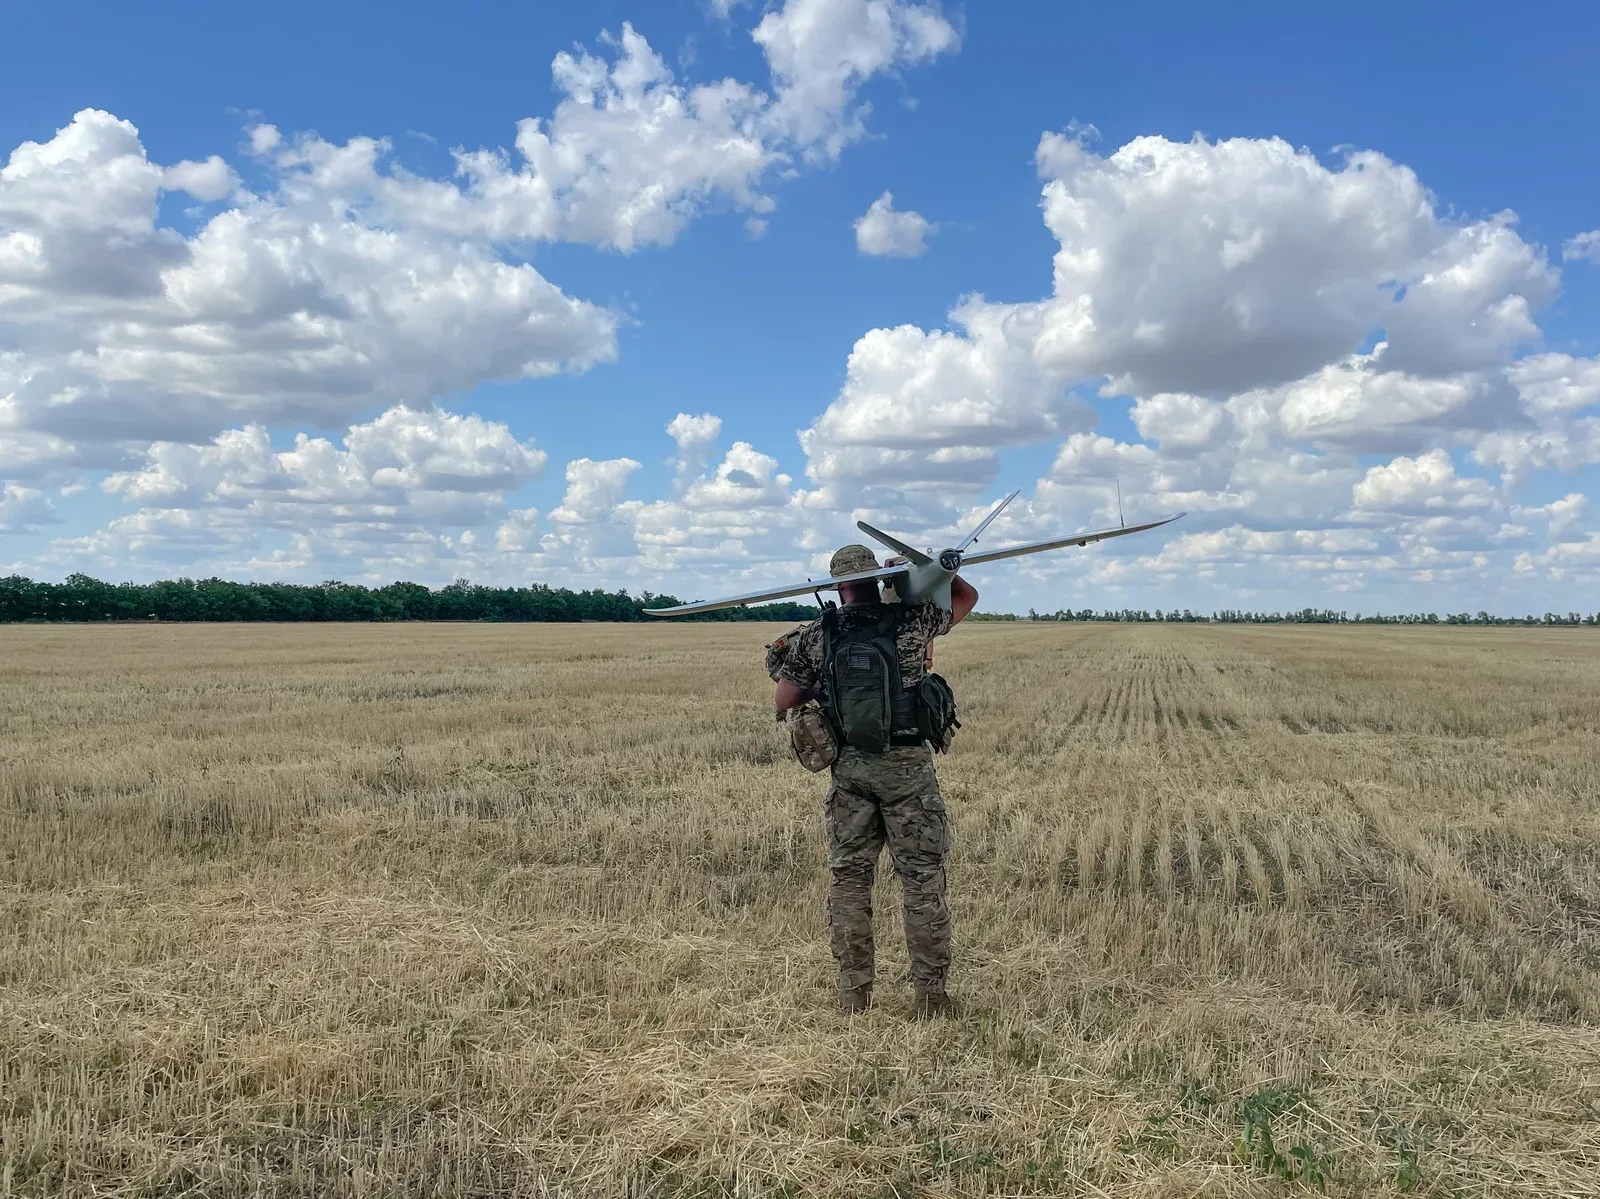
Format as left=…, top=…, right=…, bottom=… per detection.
left=251, top=5, right=956, bottom=252
left=42, top=406, right=546, bottom=577
left=854, top=191, right=935, bottom=256
left=1471, top=419, right=1600, bottom=484
left=0, top=484, right=53, bottom=534
left=102, top=405, right=546, bottom=511
left=753, top=0, right=959, bottom=159
left=1563, top=230, right=1600, bottom=265
left=801, top=132, right=1562, bottom=511
left=801, top=297, right=1089, bottom=490
left=0, top=7, right=959, bottom=483
left=667, top=412, right=724, bottom=490
left=549, top=457, right=642, bottom=526
left=787, top=126, right=1599, bottom=605
left=1350, top=450, right=1496, bottom=515
left=0, top=109, right=619, bottom=462
left=1024, top=132, right=1556, bottom=395
left=1513, top=493, right=1588, bottom=537
left=485, top=414, right=844, bottom=592
left=1507, top=353, right=1600, bottom=416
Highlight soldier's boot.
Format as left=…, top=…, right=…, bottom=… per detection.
left=839, top=983, right=873, bottom=1014
left=912, top=986, right=953, bottom=1019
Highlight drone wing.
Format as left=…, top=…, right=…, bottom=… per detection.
left=644, top=512, right=1186, bottom=617
left=957, top=489, right=1020, bottom=552
left=642, top=563, right=911, bottom=617
left=961, top=513, right=1185, bottom=566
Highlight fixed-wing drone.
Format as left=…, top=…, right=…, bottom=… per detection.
left=645, top=491, right=1184, bottom=617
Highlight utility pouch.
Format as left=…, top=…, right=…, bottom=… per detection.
left=916, top=672, right=962, bottom=753
left=787, top=700, right=838, bottom=772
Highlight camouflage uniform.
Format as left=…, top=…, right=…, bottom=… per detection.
left=777, top=600, right=953, bottom=994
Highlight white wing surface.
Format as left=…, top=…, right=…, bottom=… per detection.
left=641, top=563, right=911, bottom=617
left=643, top=511, right=1185, bottom=617
left=961, top=513, right=1184, bottom=565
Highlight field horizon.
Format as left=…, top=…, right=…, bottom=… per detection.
left=3, top=621, right=1597, bottom=1196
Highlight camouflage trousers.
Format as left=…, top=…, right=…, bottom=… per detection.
left=825, top=744, right=951, bottom=992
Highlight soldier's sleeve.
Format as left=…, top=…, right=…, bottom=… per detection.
left=775, top=620, right=825, bottom=690
left=910, top=601, right=954, bottom=640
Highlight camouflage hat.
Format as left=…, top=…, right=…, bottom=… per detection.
left=830, top=544, right=879, bottom=577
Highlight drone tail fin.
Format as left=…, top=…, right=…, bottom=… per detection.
left=855, top=521, right=932, bottom=566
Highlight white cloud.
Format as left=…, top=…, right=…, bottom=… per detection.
left=753, top=0, right=959, bottom=160
left=1237, top=346, right=1502, bottom=452
left=495, top=507, right=541, bottom=553
left=0, top=483, right=53, bottom=534
left=667, top=412, right=724, bottom=490
left=801, top=297, right=1089, bottom=489
left=1129, top=392, right=1228, bottom=450
left=45, top=406, right=547, bottom=575
left=0, top=109, right=619, bottom=460
left=854, top=190, right=934, bottom=256
left=1513, top=493, right=1588, bottom=537
left=785, top=128, right=1595, bottom=608
left=161, top=156, right=238, bottom=203
left=801, top=132, right=1562, bottom=508
left=1026, top=132, right=1555, bottom=395
left=255, top=8, right=957, bottom=252
left=1563, top=230, right=1600, bottom=265
left=548, top=457, right=643, bottom=526
left=1472, top=419, right=1600, bottom=484
left=0, top=12, right=961, bottom=480
left=479, top=413, right=846, bottom=592
left=1507, top=353, right=1600, bottom=416
left=102, top=405, right=545, bottom=512
left=1350, top=449, right=1496, bottom=515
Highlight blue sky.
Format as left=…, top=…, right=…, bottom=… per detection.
left=2, top=0, right=1598, bottom=614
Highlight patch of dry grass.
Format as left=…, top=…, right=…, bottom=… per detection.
left=2, top=621, right=1598, bottom=1196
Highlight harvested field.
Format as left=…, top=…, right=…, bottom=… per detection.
left=2, top=620, right=1598, bottom=1197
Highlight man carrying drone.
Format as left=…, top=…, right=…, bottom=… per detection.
left=770, top=543, right=978, bottom=1018
left=647, top=493, right=1183, bottom=1017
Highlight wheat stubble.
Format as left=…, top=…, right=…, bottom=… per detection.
left=2, top=621, right=1598, bottom=1196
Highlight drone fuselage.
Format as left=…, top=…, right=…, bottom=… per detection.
left=883, top=550, right=963, bottom=611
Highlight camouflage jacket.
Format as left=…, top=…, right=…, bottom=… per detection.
left=767, top=601, right=952, bottom=693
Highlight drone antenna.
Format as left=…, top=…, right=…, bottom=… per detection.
left=1115, top=476, right=1125, bottom=528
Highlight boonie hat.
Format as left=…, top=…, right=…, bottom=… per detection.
left=829, top=544, right=879, bottom=577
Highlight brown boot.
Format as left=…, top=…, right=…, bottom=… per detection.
left=912, top=986, right=953, bottom=1019
left=839, top=983, right=873, bottom=1014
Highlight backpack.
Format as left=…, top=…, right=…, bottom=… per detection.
left=821, top=606, right=924, bottom=752
left=916, top=672, right=962, bottom=754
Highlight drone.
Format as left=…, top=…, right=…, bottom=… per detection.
left=645, top=490, right=1184, bottom=617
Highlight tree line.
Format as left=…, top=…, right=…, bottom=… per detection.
left=0, top=574, right=818, bottom=624
left=3, top=575, right=1594, bottom=627
left=992, top=607, right=1600, bottom=626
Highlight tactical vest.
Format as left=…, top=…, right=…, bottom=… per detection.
left=821, top=605, right=923, bottom=751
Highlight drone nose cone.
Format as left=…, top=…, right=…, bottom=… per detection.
left=938, top=549, right=963, bottom=572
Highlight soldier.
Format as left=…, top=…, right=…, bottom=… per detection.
left=772, top=544, right=978, bottom=1017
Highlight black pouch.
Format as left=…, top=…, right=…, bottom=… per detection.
left=916, top=672, right=962, bottom=753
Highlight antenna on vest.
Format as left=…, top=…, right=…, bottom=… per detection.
left=1115, top=476, right=1125, bottom=528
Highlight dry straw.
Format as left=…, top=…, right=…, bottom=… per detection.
left=2, top=621, right=1598, bottom=1196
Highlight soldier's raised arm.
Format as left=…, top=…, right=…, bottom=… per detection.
left=949, top=576, right=978, bottom=626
